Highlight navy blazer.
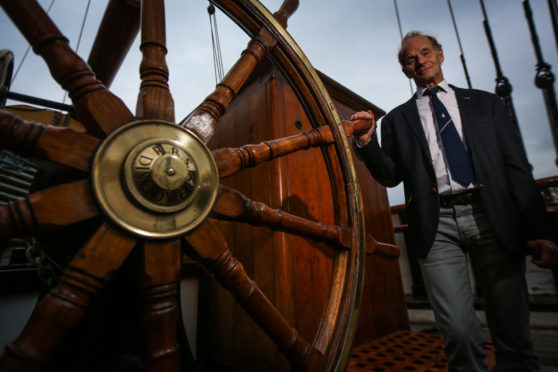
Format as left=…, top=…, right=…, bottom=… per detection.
left=357, top=86, right=553, bottom=259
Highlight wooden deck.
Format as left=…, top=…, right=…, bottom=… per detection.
left=408, top=309, right=558, bottom=371
left=348, top=329, right=496, bottom=371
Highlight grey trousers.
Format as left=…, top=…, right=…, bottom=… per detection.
left=419, top=201, right=539, bottom=371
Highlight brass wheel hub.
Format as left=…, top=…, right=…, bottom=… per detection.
left=92, top=120, right=219, bottom=239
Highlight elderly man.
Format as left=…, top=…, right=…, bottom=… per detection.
left=352, top=31, right=557, bottom=371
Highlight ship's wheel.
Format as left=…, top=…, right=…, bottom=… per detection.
left=0, top=0, right=369, bottom=370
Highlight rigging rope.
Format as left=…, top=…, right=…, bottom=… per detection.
left=208, top=4, right=225, bottom=85
left=12, top=0, right=56, bottom=83
left=548, top=0, right=558, bottom=54
left=63, top=0, right=91, bottom=104
left=74, top=0, right=92, bottom=57
left=478, top=0, right=525, bottom=152
left=446, top=0, right=472, bottom=88
left=392, top=0, right=414, bottom=96
left=392, top=0, right=404, bottom=40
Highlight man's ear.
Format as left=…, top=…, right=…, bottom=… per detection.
left=438, top=48, right=444, bottom=63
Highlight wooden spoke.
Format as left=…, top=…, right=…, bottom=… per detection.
left=272, top=0, right=299, bottom=28
left=136, top=0, right=174, bottom=121
left=140, top=240, right=181, bottom=371
left=184, top=221, right=326, bottom=370
left=66, top=223, right=137, bottom=281
left=0, top=111, right=99, bottom=172
left=87, top=0, right=141, bottom=88
left=0, top=0, right=134, bottom=137
left=212, top=185, right=352, bottom=249
left=0, top=180, right=99, bottom=240
left=0, top=223, right=136, bottom=370
left=179, top=27, right=277, bottom=144
left=214, top=118, right=372, bottom=178
left=365, top=233, right=400, bottom=259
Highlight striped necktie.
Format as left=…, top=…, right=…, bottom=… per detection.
left=427, top=87, right=473, bottom=185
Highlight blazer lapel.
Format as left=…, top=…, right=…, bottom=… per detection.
left=452, top=86, right=476, bottom=147
left=401, top=96, right=434, bottom=163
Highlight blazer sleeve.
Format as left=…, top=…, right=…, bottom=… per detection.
left=355, top=114, right=403, bottom=188
left=492, top=95, right=555, bottom=241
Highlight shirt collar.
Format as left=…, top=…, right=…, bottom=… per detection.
left=416, top=80, right=451, bottom=99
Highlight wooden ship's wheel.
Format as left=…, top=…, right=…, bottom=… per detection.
left=0, top=0, right=372, bottom=370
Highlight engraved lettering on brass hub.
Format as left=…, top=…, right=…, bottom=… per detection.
left=124, top=140, right=199, bottom=213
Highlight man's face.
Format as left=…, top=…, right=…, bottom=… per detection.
left=401, top=35, right=444, bottom=88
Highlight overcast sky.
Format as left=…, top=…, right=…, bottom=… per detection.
left=1, top=0, right=557, bottom=205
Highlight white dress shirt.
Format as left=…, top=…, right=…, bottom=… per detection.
left=415, top=80, right=473, bottom=195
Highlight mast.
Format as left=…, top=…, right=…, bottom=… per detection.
left=524, top=0, right=558, bottom=166
left=548, top=0, right=558, bottom=53
left=478, top=0, right=522, bottom=139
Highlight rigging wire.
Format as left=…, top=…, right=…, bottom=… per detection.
left=446, top=0, right=472, bottom=88
left=393, top=0, right=414, bottom=96
left=392, top=0, right=404, bottom=40
left=478, top=0, right=525, bottom=152
left=12, top=0, right=56, bottom=83
left=208, top=5, right=225, bottom=85
left=63, top=0, right=91, bottom=104
left=549, top=0, right=558, bottom=54
left=74, top=0, right=92, bottom=56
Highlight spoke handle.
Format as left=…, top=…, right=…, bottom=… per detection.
left=273, top=0, right=299, bottom=28
left=87, top=0, right=140, bottom=88
left=0, top=180, right=100, bottom=241
left=365, top=233, right=400, bottom=259
left=1, top=0, right=134, bottom=137
left=0, top=198, right=35, bottom=241
left=0, top=111, right=99, bottom=171
left=136, top=0, right=174, bottom=121
left=0, top=111, right=44, bottom=156
left=184, top=221, right=326, bottom=369
left=0, top=224, right=136, bottom=369
left=214, top=118, right=372, bottom=179
left=140, top=241, right=182, bottom=370
left=213, top=185, right=352, bottom=249
left=214, top=125, right=334, bottom=178
left=0, top=269, right=102, bottom=369
left=195, top=245, right=326, bottom=369
left=341, top=118, right=373, bottom=137
left=180, top=28, right=277, bottom=144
